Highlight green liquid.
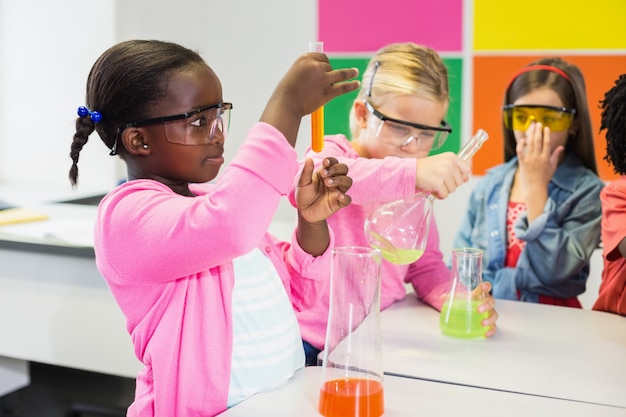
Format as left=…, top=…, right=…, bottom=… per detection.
left=367, top=231, right=424, bottom=264
left=376, top=247, right=424, bottom=265
left=439, top=299, right=488, bottom=339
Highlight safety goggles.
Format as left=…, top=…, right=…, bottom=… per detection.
left=113, top=102, right=232, bottom=154
left=503, top=104, right=575, bottom=132
left=365, top=101, right=451, bottom=151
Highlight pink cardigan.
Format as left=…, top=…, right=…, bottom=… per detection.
left=94, top=123, right=333, bottom=417
left=290, top=134, right=451, bottom=349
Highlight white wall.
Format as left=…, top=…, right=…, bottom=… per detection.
left=0, top=0, right=117, bottom=196
left=0, top=0, right=315, bottom=220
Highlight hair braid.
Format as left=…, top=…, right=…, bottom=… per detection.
left=69, top=116, right=96, bottom=187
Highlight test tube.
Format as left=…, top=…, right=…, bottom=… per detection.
left=426, top=129, right=488, bottom=203
left=309, top=41, right=324, bottom=153
left=457, top=129, right=489, bottom=161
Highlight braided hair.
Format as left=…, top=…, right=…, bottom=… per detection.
left=599, top=74, right=626, bottom=175
left=69, top=40, right=205, bottom=187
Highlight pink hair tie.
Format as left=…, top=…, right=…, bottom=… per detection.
left=508, top=64, right=571, bottom=88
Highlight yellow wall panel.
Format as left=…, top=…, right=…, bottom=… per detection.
left=474, top=0, right=626, bottom=50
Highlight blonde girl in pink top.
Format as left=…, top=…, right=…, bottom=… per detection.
left=289, top=43, right=499, bottom=365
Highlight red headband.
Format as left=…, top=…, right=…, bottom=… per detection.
left=508, top=64, right=571, bottom=88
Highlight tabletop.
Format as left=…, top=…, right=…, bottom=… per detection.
left=381, top=293, right=626, bottom=408
left=219, top=366, right=626, bottom=417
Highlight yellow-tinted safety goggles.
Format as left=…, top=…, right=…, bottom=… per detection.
left=503, top=105, right=576, bottom=132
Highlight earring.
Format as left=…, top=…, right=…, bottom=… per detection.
left=142, top=144, right=148, bottom=149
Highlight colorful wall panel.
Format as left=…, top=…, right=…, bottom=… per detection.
left=474, top=0, right=626, bottom=51
left=319, top=0, right=463, bottom=52
left=319, top=0, right=626, bottom=181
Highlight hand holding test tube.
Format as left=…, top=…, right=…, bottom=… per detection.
left=309, top=41, right=324, bottom=153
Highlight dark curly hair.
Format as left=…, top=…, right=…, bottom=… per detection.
left=69, top=40, right=205, bottom=187
left=599, top=73, right=626, bottom=175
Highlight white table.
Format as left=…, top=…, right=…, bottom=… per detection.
left=0, top=357, right=28, bottom=397
left=0, top=202, right=142, bottom=397
left=219, top=366, right=626, bottom=416
left=381, top=294, right=626, bottom=408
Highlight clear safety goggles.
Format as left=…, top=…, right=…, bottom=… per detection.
left=120, top=102, right=232, bottom=146
left=365, top=101, right=451, bottom=151
left=503, top=104, right=575, bottom=132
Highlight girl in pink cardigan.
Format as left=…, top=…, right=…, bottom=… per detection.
left=68, top=40, right=359, bottom=417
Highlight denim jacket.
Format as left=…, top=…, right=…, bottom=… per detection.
left=453, top=153, right=604, bottom=302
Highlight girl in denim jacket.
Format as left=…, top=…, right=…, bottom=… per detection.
left=453, top=57, right=604, bottom=307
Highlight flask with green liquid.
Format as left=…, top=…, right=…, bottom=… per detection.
left=364, top=129, right=489, bottom=265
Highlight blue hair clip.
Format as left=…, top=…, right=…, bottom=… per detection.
left=77, top=106, right=102, bottom=123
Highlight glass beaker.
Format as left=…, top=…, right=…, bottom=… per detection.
left=319, top=246, right=384, bottom=417
left=364, top=129, right=489, bottom=265
left=439, top=247, right=489, bottom=339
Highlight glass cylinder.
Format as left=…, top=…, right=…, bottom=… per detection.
left=319, top=246, right=384, bottom=417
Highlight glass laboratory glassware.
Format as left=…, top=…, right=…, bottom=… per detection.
left=364, top=129, right=489, bottom=265
left=309, top=41, right=325, bottom=153
left=319, top=246, right=384, bottom=417
left=439, top=247, right=489, bottom=339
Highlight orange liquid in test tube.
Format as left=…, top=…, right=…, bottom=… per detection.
left=311, top=106, right=324, bottom=152
left=318, top=378, right=384, bottom=417
left=309, top=41, right=325, bottom=153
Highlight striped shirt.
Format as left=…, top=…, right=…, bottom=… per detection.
left=227, top=248, right=304, bottom=407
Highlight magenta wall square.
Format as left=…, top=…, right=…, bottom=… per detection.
left=318, top=0, right=463, bottom=53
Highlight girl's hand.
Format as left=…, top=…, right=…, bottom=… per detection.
left=261, top=54, right=359, bottom=146
left=295, top=157, right=352, bottom=224
left=515, top=122, right=563, bottom=221
left=272, top=53, right=360, bottom=118
left=415, top=152, right=470, bottom=199
left=516, top=122, right=563, bottom=193
left=475, top=281, right=498, bottom=337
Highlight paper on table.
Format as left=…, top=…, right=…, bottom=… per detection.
left=0, top=217, right=94, bottom=247
left=0, top=208, right=48, bottom=226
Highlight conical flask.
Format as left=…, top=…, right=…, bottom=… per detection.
left=439, top=247, right=489, bottom=339
left=364, top=129, right=489, bottom=265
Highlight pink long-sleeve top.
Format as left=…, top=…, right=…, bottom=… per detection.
left=290, top=134, right=451, bottom=349
left=94, top=123, right=334, bottom=417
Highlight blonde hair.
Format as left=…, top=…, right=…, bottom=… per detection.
left=349, top=42, right=450, bottom=139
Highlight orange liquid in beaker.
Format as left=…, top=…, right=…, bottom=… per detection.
left=318, top=378, right=384, bottom=417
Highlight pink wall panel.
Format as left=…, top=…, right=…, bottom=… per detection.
left=318, top=0, right=463, bottom=53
